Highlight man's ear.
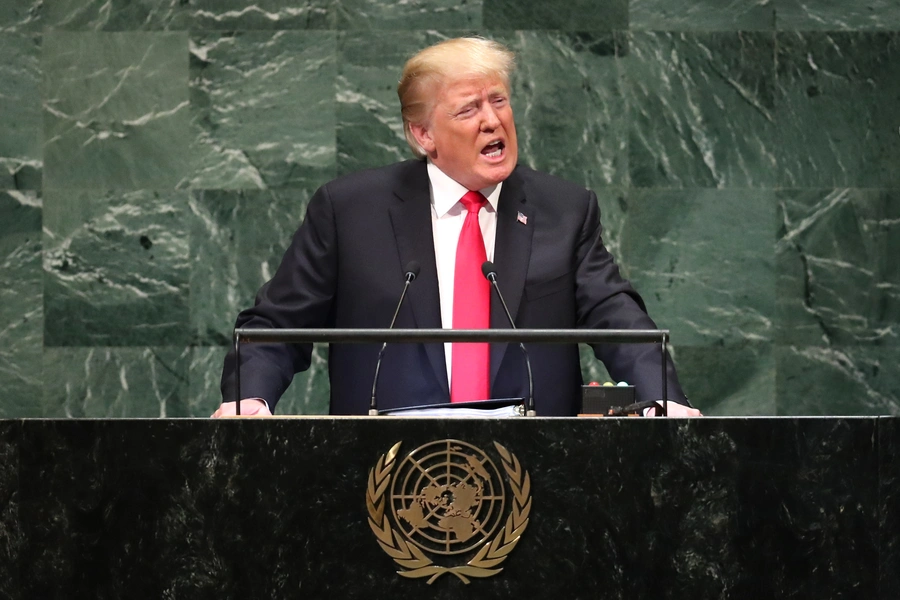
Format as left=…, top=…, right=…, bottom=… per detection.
left=409, top=122, right=436, bottom=155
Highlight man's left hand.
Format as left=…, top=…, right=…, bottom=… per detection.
left=645, top=402, right=702, bottom=417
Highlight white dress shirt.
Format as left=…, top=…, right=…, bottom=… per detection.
left=427, top=160, right=502, bottom=385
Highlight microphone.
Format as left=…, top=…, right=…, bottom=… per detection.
left=369, top=261, right=420, bottom=415
left=481, top=261, right=536, bottom=417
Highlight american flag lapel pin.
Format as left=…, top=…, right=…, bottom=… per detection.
left=517, top=211, right=528, bottom=225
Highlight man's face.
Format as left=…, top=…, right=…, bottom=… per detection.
left=410, top=76, right=518, bottom=191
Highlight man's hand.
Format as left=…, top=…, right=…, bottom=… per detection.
left=645, top=402, right=702, bottom=417
left=210, top=399, right=273, bottom=418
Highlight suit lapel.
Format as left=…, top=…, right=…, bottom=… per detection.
left=389, top=161, right=449, bottom=398
left=490, top=169, right=534, bottom=388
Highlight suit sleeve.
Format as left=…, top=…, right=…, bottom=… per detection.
left=220, top=184, right=339, bottom=410
left=574, top=191, right=690, bottom=405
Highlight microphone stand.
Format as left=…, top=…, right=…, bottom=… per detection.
left=369, top=262, right=420, bottom=415
left=482, top=262, right=536, bottom=417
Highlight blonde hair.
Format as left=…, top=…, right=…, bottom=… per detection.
left=398, top=37, right=516, bottom=158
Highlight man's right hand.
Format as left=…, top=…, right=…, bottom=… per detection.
left=210, top=399, right=273, bottom=418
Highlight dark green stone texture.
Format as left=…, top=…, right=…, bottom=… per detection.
left=0, top=0, right=896, bottom=417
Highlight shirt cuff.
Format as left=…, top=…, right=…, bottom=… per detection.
left=240, top=397, right=270, bottom=411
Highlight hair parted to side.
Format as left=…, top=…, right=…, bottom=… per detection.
left=398, top=37, right=516, bottom=158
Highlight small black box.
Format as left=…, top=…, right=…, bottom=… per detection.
left=581, top=384, right=635, bottom=415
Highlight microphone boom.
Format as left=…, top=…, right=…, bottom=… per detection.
left=482, top=261, right=536, bottom=416
left=369, top=261, right=420, bottom=415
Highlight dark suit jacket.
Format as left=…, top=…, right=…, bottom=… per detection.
left=221, top=160, right=687, bottom=415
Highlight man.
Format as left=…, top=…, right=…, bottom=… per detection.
left=212, top=37, right=700, bottom=418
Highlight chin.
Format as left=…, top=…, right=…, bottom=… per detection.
left=484, top=162, right=515, bottom=185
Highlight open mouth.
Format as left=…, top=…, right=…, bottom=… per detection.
left=481, top=140, right=504, bottom=158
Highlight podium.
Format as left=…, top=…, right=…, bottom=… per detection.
left=0, top=416, right=897, bottom=598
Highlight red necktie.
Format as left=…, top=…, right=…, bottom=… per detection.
left=451, top=191, right=490, bottom=403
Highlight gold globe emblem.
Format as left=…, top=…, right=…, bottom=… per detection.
left=366, top=439, right=531, bottom=584
left=391, top=440, right=505, bottom=555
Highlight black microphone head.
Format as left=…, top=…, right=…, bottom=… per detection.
left=481, top=261, right=496, bottom=280
left=404, top=260, right=421, bottom=281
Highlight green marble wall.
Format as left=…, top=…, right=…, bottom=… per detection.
left=1, top=0, right=898, bottom=417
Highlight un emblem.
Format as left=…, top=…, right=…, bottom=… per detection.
left=366, top=439, right=531, bottom=584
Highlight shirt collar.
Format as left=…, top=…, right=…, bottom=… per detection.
left=427, top=160, right=502, bottom=218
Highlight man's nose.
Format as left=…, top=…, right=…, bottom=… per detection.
left=480, top=105, right=501, bottom=130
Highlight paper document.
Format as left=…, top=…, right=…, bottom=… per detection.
left=381, top=404, right=524, bottom=418
left=379, top=398, right=525, bottom=418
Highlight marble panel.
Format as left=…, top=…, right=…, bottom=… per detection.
left=336, top=0, right=480, bottom=29
left=777, top=0, right=900, bottom=30
left=675, top=342, right=775, bottom=415
left=191, top=346, right=330, bottom=416
left=188, top=187, right=331, bottom=415
left=42, top=0, right=190, bottom=30
left=42, top=31, right=190, bottom=190
left=43, top=189, right=190, bottom=346
left=336, top=30, right=442, bottom=175
left=12, top=418, right=883, bottom=597
left=189, top=31, right=336, bottom=190
left=17, top=420, right=187, bottom=596
left=775, top=32, right=900, bottom=188
left=483, top=0, right=627, bottom=30
left=337, top=32, right=627, bottom=187
left=189, top=0, right=334, bottom=30
left=777, top=189, right=900, bottom=346
left=775, top=345, right=900, bottom=416
left=630, top=0, right=775, bottom=31
left=41, top=347, right=190, bottom=417
left=0, top=192, right=42, bottom=418
left=499, top=31, right=627, bottom=188
left=0, top=0, right=40, bottom=31
left=619, top=189, right=776, bottom=347
left=592, top=186, right=628, bottom=260
left=14, top=420, right=331, bottom=596
left=0, top=422, right=19, bottom=599
left=0, top=34, right=41, bottom=190
left=578, top=343, right=613, bottom=386
left=880, top=417, right=899, bottom=600
left=188, top=347, right=226, bottom=417
left=188, top=188, right=312, bottom=345
left=625, top=32, right=779, bottom=189
left=712, top=417, right=879, bottom=598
